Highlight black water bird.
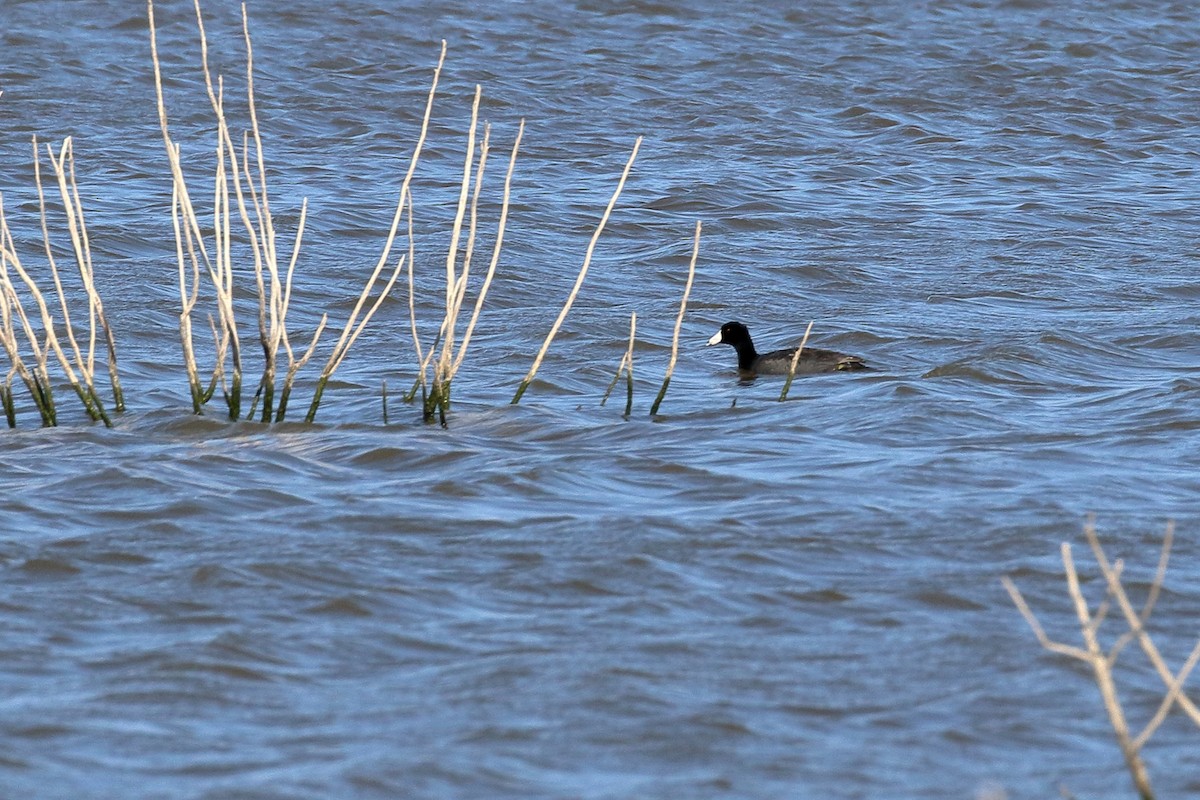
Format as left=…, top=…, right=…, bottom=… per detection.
left=706, top=321, right=867, bottom=376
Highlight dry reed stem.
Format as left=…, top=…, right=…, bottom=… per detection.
left=452, top=118, right=524, bottom=376
left=1003, top=523, right=1200, bottom=800
left=452, top=121, right=488, bottom=331
left=0, top=256, right=60, bottom=425
left=429, top=119, right=524, bottom=418
left=372, top=43, right=451, bottom=411
left=1057, top=542, right=1150, bottom=797
left=439, top=119, right=488, bottom=377
left=35, top=138, right=113, bottom=425
left=442, top=87, right=483, bottom=354
left=405, top=187, right=424, bottom=396
left=601, top=311, right=635, bottom=413
left=650, top=221, right=700, bottom=416
left=1082, top=520, right=1200, bottom=727
left=0, top=199, right=56, bottom=424
left=1134, top=639, right=1200, bottom=751
left=195, top=28, right=244, bottom=418
left=512, top=136, right=642, bottom=404
left=147, top=0, right=238, bottom=412
left=274, top=312, right=326, bottom=421
left=49, top=142, right=97, bottom=374
left=779, top=321, right=815, bottom=402
left=32, top=142, right=103, bottom=424
left=33, top=144, right=88, bottom=381
left=3, top=182, right=108, bottom=425
left=168, top=171, right=205, bottom=411
left=152, top=0, right=298, bottom=420
left=272, top=198, right=314, bottom=421
left=232, top=3, right=300, bottom=421
left=393, top=41, right=448, bottom=391
left=419, top=86, right=483, bottom=403
left=305, top=247, right=407, bottom=423
left=154, top=0, right=391, bottom=423
left=52, top=138, right=124, bottom=411
left=410, top=97, right=522, bottom=423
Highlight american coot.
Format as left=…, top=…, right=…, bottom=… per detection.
left=706, top=321, right=867, bottom=376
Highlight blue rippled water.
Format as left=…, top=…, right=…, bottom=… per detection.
left=3, top=1, right=1200, bottom=797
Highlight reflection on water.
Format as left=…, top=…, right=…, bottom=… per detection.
left=3, top=0, right=1200, bottom=797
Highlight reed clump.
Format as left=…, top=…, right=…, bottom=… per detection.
left=150, top=0, right=335, bottom=422
left=0, top=135, right=122, bottom=428
left=7, top=1, right=706, bottom=429
left=151, top=1, right=539, bottom=426
left=149, top=1, right=716, bottom=427
left=1003, top=519, right=1200, bottom=800
left=403, top=89, right=525, bottom=426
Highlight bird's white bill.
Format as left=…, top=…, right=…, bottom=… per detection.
left=706, top=331, right=722, bottom=346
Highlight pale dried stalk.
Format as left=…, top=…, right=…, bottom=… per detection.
left=451, top=118, right=524, bottom=376
left=271, top=198, right=316, bottom=422
left=1004, top=524, right=1200, bottom=800
left=169, top=163, right=206, bottom=411
left=405, top=187, right=423, bottom=393
left=412, top=101, right=523, bottom=424
left=439, top=116, right=488, bottom=376
left=419, top=86, right=483, bottom=405
left=1082, top=520, right=1200, bottom=727
left=0, top=198, right=56, bottom=425
left=3, top=181, right=109, bottom=426
left=601, top=311, right=636, bottom=416
left=149, top=0, right=242, bottom=416
left=441, top=86, right=483, bottom=354
left=305, top=251, right=407, bottom=423
left=395, top=40, right=449, bottom=394
left=1058, top=543, right=1150, bottom=798
left=779, top=321, right=815, bottom=402
left=1133, top=639, right=1200, bottom=751
left=151, top=0, right=362, bottom=422
left=231, top=2, right=302, bottom=421
left=44, top=138, right=123, bottom=412
left=274, top=312, right=327, bottom=422
left=512, top=136, right=642, bottom=404
left=650, top=220, right=700, bottom=416
left=31, top=142, right=103, bottom=423
left=190, top=10, right=244, bottom=419
left=0, top=251, right=67, bottom=425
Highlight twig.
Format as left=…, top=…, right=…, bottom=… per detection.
left=601, top=311, right=635, bottom=414
left=1003, top=522, right=1200, bottom=800
left=650, top=220, right=699, bottom=416
left=779, top=321, right=815, bottom=402
left=512, top=136, right=642, bottom=404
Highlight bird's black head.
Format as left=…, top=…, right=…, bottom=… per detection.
left=707, top=321, right=751, bottom=348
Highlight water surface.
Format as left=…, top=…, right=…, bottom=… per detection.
left=3, top=1, right=1200, bottom=797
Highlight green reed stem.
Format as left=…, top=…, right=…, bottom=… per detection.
left=1, top=381, right=14, bottom=428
